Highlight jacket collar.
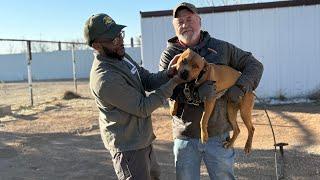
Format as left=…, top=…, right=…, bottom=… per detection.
left=94, top=52, right=145, bottom=94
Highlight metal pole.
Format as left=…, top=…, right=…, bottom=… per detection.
left=26, top=41, right=33, bottom=106
left=130, top=37, right=134, bottom=47
left=71, top=44, right=77, bottom=93
left=58, top=41, right=61, bottom=51
left=275, top=143, right=289, bottom=179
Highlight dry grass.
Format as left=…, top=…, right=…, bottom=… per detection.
left=1, top=81, right=320, bottom=179
left=309, top=89, right=320, bottom=101
left=153, top=104, right=320, bottom=154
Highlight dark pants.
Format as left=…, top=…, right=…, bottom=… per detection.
left=111, top=145, right=161, bottom=180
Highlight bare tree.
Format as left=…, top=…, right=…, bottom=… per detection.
left=205, top=0, right=215, bottom=6
left=190, top=0, right=215, bottom=7
left=18, top=41, right=26, bottom=54
left=33, top=42, right=50, bottom=52
left=8, top=43, right=16, bottom=54
left=192, top=0, right=259, bottom=6
left=221, top=0, right=243, bottom=5
left=64, top=39, right=89, bottom=51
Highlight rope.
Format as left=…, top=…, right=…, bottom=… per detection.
left=254, top=94, right=279, bottom=179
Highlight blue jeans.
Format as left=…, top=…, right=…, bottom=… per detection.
left=173, top=132, right=235, bottom=180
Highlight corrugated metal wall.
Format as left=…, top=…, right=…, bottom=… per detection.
left=140, top=4, right=320, bottom=98
left=0, top=47, right=141, bottom=81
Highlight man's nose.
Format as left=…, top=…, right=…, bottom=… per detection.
left=181, top=22, right=187, bottom=28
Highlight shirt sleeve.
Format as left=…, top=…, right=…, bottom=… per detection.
left=137, top=66, right=170, bottom=92
left=159, top=50, right=173, bottom=71
left=227, top=42, right=264, bottom=90
left=97, top=72, right=178, bottom=118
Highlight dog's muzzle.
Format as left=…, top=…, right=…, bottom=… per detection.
left=180, top=70, right=189, bottom=80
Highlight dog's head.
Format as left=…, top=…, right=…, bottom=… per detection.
left=174, top=48, right=208, bottom=82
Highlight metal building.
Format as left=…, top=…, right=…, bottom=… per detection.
left=140, top=0, right=320, bottom=98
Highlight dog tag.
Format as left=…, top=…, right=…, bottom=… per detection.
left=183, top=84, right=191, bottom=99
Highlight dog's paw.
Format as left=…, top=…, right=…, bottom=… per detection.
left=244, top=143, right=252, bottom=154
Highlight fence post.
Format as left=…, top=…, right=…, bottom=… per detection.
left=58, top=41, right=61, bottom=51
left=130, top=37, right=134, bottom=47
left=26, top=40, right=33, bottom=106
left=71, top=44, right=77, bottom=93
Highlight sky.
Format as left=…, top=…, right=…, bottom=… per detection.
left=0, top=0, right=274, bottom=53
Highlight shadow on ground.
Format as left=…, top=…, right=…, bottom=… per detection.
left=0, top=131, right=319, bottom=180
left=255, top=102, right=320, bottom=114
left=0, top=103, right=69, bottom=123
left=255, top=102, right=318, bottom=151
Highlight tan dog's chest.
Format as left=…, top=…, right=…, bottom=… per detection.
left=206, top=64, right=241, bottom=92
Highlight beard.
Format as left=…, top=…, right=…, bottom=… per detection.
left=102, top=46, right=125, bottom=60
left=178, top=31, right=195, bottom=43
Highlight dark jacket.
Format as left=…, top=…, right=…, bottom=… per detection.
left=159, top=31, right=264, bottom=139
left=90, top=52, right=178, bottom=154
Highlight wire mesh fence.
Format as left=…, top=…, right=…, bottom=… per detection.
left=0, top=81, right=89, bottom=109
left=0, top=38, right=139, bottom=55
left=0, top=38, right=141, bottom=109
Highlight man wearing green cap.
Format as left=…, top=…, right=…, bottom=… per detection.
left=159, top=2, right=264, bottom=180
left=84, top=13, right=186, bottom=180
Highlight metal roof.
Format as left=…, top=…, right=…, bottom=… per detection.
left=140, top=0, right=320, bottom=18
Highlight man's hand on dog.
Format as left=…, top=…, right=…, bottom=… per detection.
left=167, top=54, right=181, bottom=78
left=198, top=80, right=216, bottom=101
left=172, top=75, right=187, bottom=84
left=226, top=85, right=245, bottom=104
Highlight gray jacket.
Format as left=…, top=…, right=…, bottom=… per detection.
left=159, top=31, right=264, bottom=139
left=90, top=52, right=178, bottom=154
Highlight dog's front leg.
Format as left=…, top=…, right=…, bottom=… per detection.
left=200, top=98, right=216, bottom=143
left=169, top=99, right=178, bottom=116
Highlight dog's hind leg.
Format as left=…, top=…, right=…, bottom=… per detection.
left=201, top=99, right=216, bottom=143
left=240, top=92, right=255, bottom=154
left=224, top=102, right=240, bottom=149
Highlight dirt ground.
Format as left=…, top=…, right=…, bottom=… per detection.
left=0, top=81, right=320, bottom=180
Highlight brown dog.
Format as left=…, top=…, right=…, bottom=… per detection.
left=170, top=48, right=255, bottom=154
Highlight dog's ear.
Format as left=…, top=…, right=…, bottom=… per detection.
left=202, top=58, right=209, bottom=71
left=195, top=58, right=210, bottom=86
left=170, top=63, right=178, bottom=69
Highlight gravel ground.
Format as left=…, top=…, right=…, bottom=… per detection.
left=0, top=81, right=319, bottom=179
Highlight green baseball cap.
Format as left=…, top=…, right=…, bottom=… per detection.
left=83, top=13, right=126, bottom=46
left=173, top=2, right=198, bottom=18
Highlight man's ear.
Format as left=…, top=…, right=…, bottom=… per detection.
left=92, top=42, right=100, bottom=51
left=195, top=15, right=201, bottom=26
